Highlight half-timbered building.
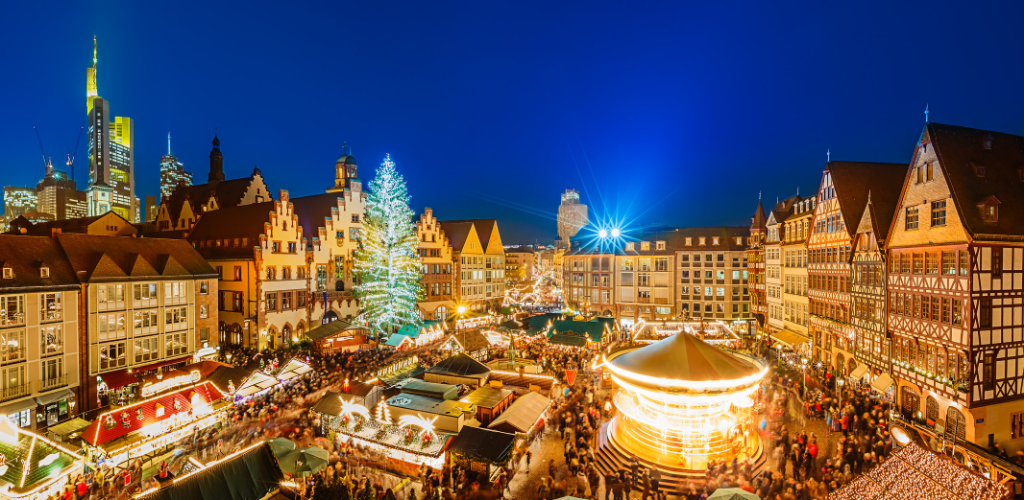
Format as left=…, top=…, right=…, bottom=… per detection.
left=779, top=197, right=815, bottom=351
left=747, top=201, right=767, bottom=335
left=807, top=161, right=905, bottom=371
left=886, top=123, right=1024, bottom=451
left=850, top=184, right=902, bottom=397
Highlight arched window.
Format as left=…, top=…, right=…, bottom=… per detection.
left=836, top=353, right=846, bottom=376
left=282, top=324, right=292, bottom=342
left=901, top=386, right=920, bottom=417
left=926, top=396, right=939, bottom=424
left=946, top=407, right=967, bottom=440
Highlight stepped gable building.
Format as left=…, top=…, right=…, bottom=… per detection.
left=155, top=135, right=270, bottom=231
left=416, top=208, right=455, bottom=321
left=806, top=161, right=906, bottom=370
left=885, top=123, right=1024, bottom=450
left=292, top=149, right=366, bottom=325
left=187, top=190, right=306, bottom=350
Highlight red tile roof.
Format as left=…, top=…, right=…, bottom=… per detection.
left=828, top=161, right=907, bottom=238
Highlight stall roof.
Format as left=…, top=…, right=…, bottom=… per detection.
left=83, top=382, right=225, bottom=447
left=770, top=330, right=810, bottom=349
left=428, top=353, right=490, bottom=378
left=552, top=320, right=605, bottom=342
left=46, top=417, right=92, bottom=440
left=450, top=330, right=490, bottom=354
left=235, top=371, right=280, bottom=398
left=379, top=365, right=426, bottom=387
left=400, top=380, right=458, bottom=401
left=448, top=426, right=515, bottom=464
left=462, top=387, right=513, bottom=409
left=386, top=393, right=474, bottom=417
left=383, top=334, right=413, bottom=348
left=0, top=420, right=82, bottom=496
left=487, top=392, right=550, bottom=434
left=205, top=365, right=254, bottom=394
left=528, top=313, right=563, bottom=328
left=547, top=332, right=588, bottom=347
left=137, top=442, right=284, bottom=500
left=312, top=384, right=379, bottom=417
left=276, top=358, right=312, bottom=381
left=304, top=320, right=368, bottom=342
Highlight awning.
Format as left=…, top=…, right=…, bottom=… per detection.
left=849, top=364, right=869, bottom=380
left=770, top=329, right=810, bottom=349
left=46, top=417, right=92, bottom=440
left=0, top=398, right=37, bottom=415
left=35, top=388, right=74, bottom=406
left=871, top=373, right=895, bottom=393
left=97, top=356, right=192, bottom=390
left=276, top=358, right=312, bottom=381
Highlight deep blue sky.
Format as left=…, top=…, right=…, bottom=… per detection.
left=4, top=1, right=1024, bottom=243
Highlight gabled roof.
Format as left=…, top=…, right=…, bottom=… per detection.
left=551, top=319, right=606, bottom=342
left=750, top=200, right=767, bottom=230
left=828, top=161, right=907, bottom=238
left=137, top=442, right=284, bottom=500
left=487, top=392, right=550, bottom=434
left=83, top=382, right=224, bottom=446
left=450, top=329, right=490, bottom=353
left=0, top=235, right=80, bottom=291
left=437, top=221, right=474, bottom=252
left=304, top=319, right=369, bottom=342
left=164, top=176, right=257, bottom=222
left=186, top=201, right=275, bottom=258
left=55, top=233, right=218, bottom=282
left=17, top=212, right=134, bottom=236
left=768, top=195, right=802, bottom=227
left=924, top=122, right=1024, bottom=238
left=860, top=183, right=902, bottom=246
left=289, top=192, right=356, bottom=246
left=448, top=426, right=515, bottom=464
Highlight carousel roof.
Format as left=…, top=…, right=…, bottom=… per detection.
left=609, top=332, right=760, bottom=383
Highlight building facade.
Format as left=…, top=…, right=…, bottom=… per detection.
left=886, top=123, right=1024, bottom=452
left=85, top=37, right=136, bottom=221
left=441, top=220, right=505, bottom=313
left=780, top=197, right=815, bottom=347
left=416, top=208, right=455, bottom=321
left=4, top=187, right=38, bottom=220
left=747, top=202, right=767, bottom=335
left=557, top=189, right=588, bottom=246
left=159, top=133, right=193, bottom=201
left=0, top=236, right=81, bottom=432
left=36, top=166, right=87, bottom=221
left=505, top=247, right=536, bottom=282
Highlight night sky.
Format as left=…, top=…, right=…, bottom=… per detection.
left=4, top=1, right=1024, bottom=243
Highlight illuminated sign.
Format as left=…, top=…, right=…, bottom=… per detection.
left=38, top=454, right=59, bottom=467
left=141, top=370, right=201, bottom=398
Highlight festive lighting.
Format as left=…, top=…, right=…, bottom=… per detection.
left=352, top=154, right=423, bottom=336
left=339, top=399, right=371, bottom=422
left=611, top=228, right=620, bottom=237
left=397, top=414, right=438, bottom=441
left=605, top=335, right=765, bottom=472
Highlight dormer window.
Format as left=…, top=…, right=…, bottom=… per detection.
left=640, top=242, right=650, bottom=251
left=699, top=237, right=706, bottom=246
left=712, top=237, right=720, bottom=245
left=626, top=242, right=635, bottom=251
left=983, top=133, right=993, bottom=150
left=40, top=267, right=49, bottom=278
left=685, top=237, right=692, bottom=246
left=656, top=241, right=665, bottom=250
left=2, top=268, right=11, bottom=279
left=736, top=237, right=743, bottom=245
left=974, top=163, right=986, bottom=177
left=978, top=196, right=1000, bottom=224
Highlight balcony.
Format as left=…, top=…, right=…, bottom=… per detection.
left=38, top=373, right=68, bottom=392
left=0, top=383, right=31, bottom=402
left=636, top=296, right=651, bottom=303
left=654, top=298, right=669, bottom=304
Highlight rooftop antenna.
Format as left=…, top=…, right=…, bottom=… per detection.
left=827, top=149, right=830, bottom=163
left=924, top=104, right=929, bottom=123
left=167, top=132, right=172, bottom=156
left=68, top=126, right=84, bottom=182
left=33, top=127, right=48, bottom=172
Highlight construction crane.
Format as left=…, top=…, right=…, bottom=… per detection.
left=66, top=126, right=84, bottom=182
left=34, top=126, right=48, bottom=173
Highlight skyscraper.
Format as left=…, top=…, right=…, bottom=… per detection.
left=36, top=159, right=87, bottom=220
left=85, top=36, right=136, bottom=221
left=159, top=133, right=192, bottom=201
left=3, top=187, right=38, bottom=219
left=556, top=188, right=588, bottom=245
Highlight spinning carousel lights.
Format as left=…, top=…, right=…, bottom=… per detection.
left=603, top=353, right=768, bottom=392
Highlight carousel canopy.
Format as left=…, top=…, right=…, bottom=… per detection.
left=609, top=332, right=760, bottom=383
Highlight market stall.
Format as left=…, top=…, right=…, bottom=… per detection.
left=275, top=358, right=313, bottom=382
left=45, top=417, right=92, bottom=446
left=0, top=419, right=83, bottom=500
left=134, top=442, right=283, bottom=500
left=82, top=381, right=230, bottom=468
left=448, top=426, right=517, bottom=481
left=232, top=371, right=280, bottom=401
left=424, top=353, right=491, bottom=387
left=487, top=392, right=549, bottom=440
left=304, top=320, right=372, bottom=355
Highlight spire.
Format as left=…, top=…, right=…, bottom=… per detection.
left=167, top=132, right=172, bottom=156
left=924, top=103, right=929, bottom=123
left=86, top=36, right=99, bottom=114
left=826, top=149, right=830, bottom=163
left=209, top=132, right=224, bottom=184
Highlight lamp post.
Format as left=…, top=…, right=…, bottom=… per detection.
left=801, top=358, right=808, bottom=398
left=457, top=305, right=466, bottom=334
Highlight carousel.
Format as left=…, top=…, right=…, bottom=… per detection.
left=600, top=332, right=767, bottom=485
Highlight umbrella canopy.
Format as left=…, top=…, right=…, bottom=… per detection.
left=265, top=437, right=296, bottom=457
left=279, top=447, right=330, bottom=477
left=554, top=497, right=588, bottom=500
left=708, top=489, right=760, bottom=500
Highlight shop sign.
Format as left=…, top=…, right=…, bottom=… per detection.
left=141, top=370, right=202, bottom=398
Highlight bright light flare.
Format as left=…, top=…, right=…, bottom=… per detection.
left=611, top=228, right=620, bottom=237
left=598, top=229, right=608, bottom=238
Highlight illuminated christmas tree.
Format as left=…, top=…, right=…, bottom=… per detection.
left=353, top=154, right=423, bottom=337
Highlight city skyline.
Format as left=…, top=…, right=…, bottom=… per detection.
left=4, top=2, right=1024, bottom=243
